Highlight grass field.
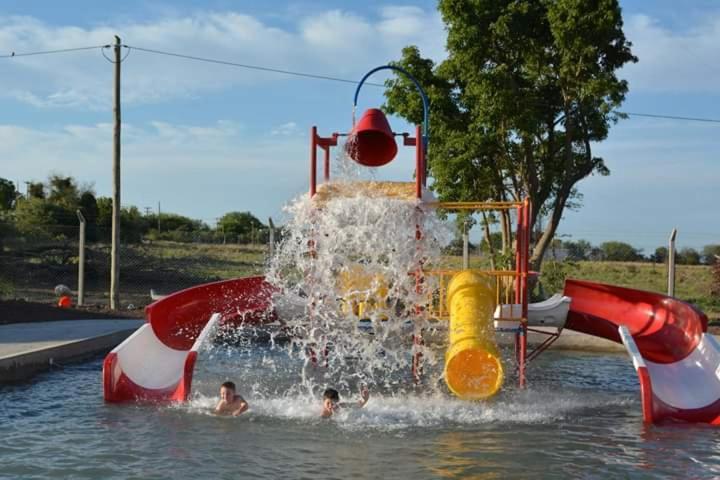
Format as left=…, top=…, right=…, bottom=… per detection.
left=2, top=239, right=717, bottom=319
left=438, top=255, right=718, bottom=320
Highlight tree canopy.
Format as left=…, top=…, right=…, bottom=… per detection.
left=217, top=211, right=265, bottom=241
left=383, top=0, right=636, bottom=268
left=0, top=178, right=17, bottom=211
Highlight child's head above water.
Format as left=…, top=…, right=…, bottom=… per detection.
left=323, top=388, right=340, bottom=402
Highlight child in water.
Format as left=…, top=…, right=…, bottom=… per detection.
left=321, top=385, right=370, bottom=417
left=215, top=381, right=249, bottom=416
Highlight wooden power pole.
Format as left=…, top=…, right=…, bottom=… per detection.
left=110, top=35, right=122, bottom=310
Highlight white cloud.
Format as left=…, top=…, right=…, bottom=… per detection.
left=623, top=12, right=720, bottom=93
left=0, top=119, right=308, bottom=220
left=0, top=7, right=445, bottom=110
left=271, top=121, right=298, bottom=136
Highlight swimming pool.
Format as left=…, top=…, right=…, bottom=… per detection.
left=2, top=347, right=718, bottom=479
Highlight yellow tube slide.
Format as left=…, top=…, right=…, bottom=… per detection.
left=444, top=271, right=503, bottom=399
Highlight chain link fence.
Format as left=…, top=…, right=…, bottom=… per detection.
left=0, top=223, right=269, bottom=312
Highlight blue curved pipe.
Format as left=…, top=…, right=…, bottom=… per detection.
left=353, top=65, right=429, bottom=155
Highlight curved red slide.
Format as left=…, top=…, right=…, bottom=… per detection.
left=103, top=276, right=275, bottom=403
left=564, top=279, right=719, bottom=424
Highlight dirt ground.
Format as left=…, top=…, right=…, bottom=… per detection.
left=0, top=300, right=144, bottom=325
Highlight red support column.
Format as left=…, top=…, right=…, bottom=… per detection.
left=412, top=331, right=424, bottom=383
left=310, top=126, right=317, bottom=197
left=518, top=199, right=531, bottom=388
left=323, top=146, right=330, bottom=182
left=515, top=205, right=522, bottom=305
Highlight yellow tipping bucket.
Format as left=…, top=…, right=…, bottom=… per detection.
left=444, top=270, right=503, bottom=399
left=337, top=265, right=389, bottom=319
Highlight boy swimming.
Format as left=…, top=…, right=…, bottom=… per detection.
left=321, top=385, right=369, bottom=417
left=215, top=381, right=249, bottom=416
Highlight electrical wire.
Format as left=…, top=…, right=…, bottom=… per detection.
left=2, top=43, right=719, bottom=123
left=0, top=45, right=108, bottom=58
left=124, top=45, right=385, bottom=87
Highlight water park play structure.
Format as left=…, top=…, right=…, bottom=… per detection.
left=104, top=66, right=717, bottom=425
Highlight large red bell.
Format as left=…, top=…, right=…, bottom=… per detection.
left=346, top=108, right=398, bottom=167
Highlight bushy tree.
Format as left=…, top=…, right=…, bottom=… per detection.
left=217, top=211, right=265, bottom=241
left=0, top=178, right=18, bottom=211
left=677, top=247, right=701, bottom=265
left=47, top=175, right=81, bottom=210
left=600, top=241, right=642, bottom=261
left=27, top=182, right=45, bottom=199
left=701, top=245, right=720, bottom=265
left=564, top=239, right=592, bottom=261
left=13, top=197, right=72, bottom=237
left=652, top=246, right=668, bottom=263
left=383, top=0, right=636, bottom=272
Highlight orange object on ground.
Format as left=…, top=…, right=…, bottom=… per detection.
left=57, top=296, right=72, bottom=308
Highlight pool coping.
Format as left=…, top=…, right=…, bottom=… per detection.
left=0, top=319, right=144, bottom=383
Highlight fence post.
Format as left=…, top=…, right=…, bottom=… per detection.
left=462, top=219, right=469, bottom=269
left=667, top=228, right=677, bottom=297
left=76, top=209, right=86, bottom=306
left=268, top=217, right=275, bottom=258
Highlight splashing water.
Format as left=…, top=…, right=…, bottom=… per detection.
left=266, top=183, right=451, bottom=391
left=200, top=143, right=460, bottom=410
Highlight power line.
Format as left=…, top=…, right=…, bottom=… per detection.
left=0, top=45, right=108, bottom=58
left=618, top=112, right=720, bottom=124
left=124, top=45, right=386, bottom=87
left=2, top=43, right=720, bottom=124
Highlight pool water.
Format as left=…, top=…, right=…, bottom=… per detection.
left=2, top=347, right=719, bottom=480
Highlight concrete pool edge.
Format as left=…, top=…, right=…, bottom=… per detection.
left=0, top=319, right=144, bottom=383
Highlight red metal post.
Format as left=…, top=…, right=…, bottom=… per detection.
left=310, top=126, right=317, bottom=197
left=412, top=331, right=424, bottom=383
left=515, top=205, right=522, bottom=304
left=415, top=125, right=422, bottom=199
left=518, top=199, right=531, bottom=388
left=323, top=146, right=330, bottom=182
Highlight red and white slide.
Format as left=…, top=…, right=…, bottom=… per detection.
left=564, top=279, right=717, bottom=424
left=103, top=276, right=275, bottom=403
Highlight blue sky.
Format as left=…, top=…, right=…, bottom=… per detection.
left=0, top=1, right=717, bottom=253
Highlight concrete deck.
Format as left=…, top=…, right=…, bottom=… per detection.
left=0, top=319, right=144, bottom=383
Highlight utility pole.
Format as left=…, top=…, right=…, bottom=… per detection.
left=668, top=228, right=677, bottom=297
left=110, top=35, right=122, bottom=310
left=157, top=201, right=161, bottom=232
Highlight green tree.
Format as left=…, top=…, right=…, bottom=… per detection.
left=383, top=0, right=636, bottom=271
left=652, top=246, right=668, bottom=263
left=677, top=247, right=701, bottom=265
left=47, top=174, right=81, bottom=210
left=149, top=213, right=205, bottom=233
left=0, top=178, right=17, bottom=211
left=27, top=182, right=45, bottom=199
left=13, top=197, right=72, bottom=237
left=96, top=196, right=112, bottom=230
left=78, top=192, right=99, bottom=241
left=95, top=197, right=150, bottom=243
left=217, top=211, right=265, bottom=242
left=701, top=245, right=720, bottom=265
left=600, top=241, right=642, bottom=261
left=564, top=239, right=592, bottom=261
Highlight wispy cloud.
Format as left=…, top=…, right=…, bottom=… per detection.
left=0, top=119, right=308, bottom=218
left=623, top=12, right=720, bottom=93
left=271, top=121, right=298, bottom=136
left=0, top=8, right=444, bottom=110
